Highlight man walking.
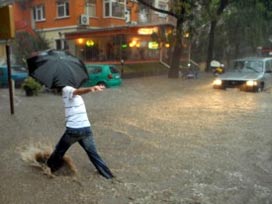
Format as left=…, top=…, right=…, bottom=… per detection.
left=47, top=85, right=114, bottom=179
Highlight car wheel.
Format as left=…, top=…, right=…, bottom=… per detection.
left=256, top=84, right=264, bottom=93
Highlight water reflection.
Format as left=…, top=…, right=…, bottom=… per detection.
left=142, top=83, right=264, bottom=133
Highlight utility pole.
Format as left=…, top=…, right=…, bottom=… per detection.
left=0, top=5, right=15, bottom=114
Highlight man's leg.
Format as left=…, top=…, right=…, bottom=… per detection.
left=78, top=128, right=114, bottom=179
left=47, top=130, right=73, bottom=172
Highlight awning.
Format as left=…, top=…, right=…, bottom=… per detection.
left=65, top=23, right=174, bottom=40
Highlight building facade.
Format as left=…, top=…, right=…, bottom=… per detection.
left=1, top=0, right=175, bottom=64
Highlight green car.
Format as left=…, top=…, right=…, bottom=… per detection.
left=82, top=64, right=122, bottom=88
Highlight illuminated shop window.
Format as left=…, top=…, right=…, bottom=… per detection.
left=148, top=41, right=159, bottom=49
left=138, top=27, right=158, bottom=35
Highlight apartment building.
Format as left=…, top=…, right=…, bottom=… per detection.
left=1, top=0, right=175, bottom=63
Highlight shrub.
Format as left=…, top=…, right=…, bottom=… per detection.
left=21, top=77, right=42, bottom=96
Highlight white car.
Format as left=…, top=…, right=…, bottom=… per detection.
left=213, top=57, right=272, bottom=92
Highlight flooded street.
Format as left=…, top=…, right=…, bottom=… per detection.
left=1, top=73, right=272, bottom=204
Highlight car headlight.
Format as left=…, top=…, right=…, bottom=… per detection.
left=246, top=80, right=258, bottom=86
left=213, top=79, right=222, bottom=86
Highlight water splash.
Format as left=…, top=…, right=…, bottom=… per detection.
left=20, top=143, right=77, bottom=177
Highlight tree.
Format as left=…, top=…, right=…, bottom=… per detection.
left=136, top=0, right=272, bottom=75
left=219, top=0, right=272, bottom=61
left=199, top=0, right=229, bottom=71
left=136, top=0, right=197, bottom=78
left=12, top=31, right=49, bottom=65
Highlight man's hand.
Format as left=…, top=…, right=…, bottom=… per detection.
left=73, top=85, right=105, bottom=96
left=91, top=85, right=105, bottom=92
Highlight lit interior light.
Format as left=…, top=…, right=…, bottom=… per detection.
left=138, top=27, right=158, bottom=35
left=77, top=38, right=84, bottom=44
left=86, top=40, right=94, bottom=47
left=148, top=41, right=159, bottom=49
left=129, top=40, right=137, bottom=47
left=184, top=32, right=190, bottom=38
left=121, top=44, right=127, bottom=48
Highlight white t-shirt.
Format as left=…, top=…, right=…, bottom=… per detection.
left=62, top=86, right=91, bottom=128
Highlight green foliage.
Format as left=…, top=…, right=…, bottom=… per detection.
left=138, top=0, right=272, bottom=72
left=12, top=31, right=49, bottom=66
left=21, top=77, right=42, bottom=95
left=220, top=0, right=272, bottom=58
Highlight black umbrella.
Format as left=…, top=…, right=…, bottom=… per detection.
left=27, top=49, right=88, bottom=89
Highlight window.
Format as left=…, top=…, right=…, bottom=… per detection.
left=265, top=60, right=272, bottom=72
left=110, top=66, right=119, bottom=74
left=104, top=0, right=125, bottom=18
left=112, top=0, right=124, bottom=18
left=89, top=67, right=102, bottom=74
left=158, top=1, right=167, bottom=17
left=104, top=0, right=110, bottom=17
left=57, top=1, right=69, bottom=18
left=33, top=5, right=45, bottom=21
left=139, top=7, right=148, bottom=23
left=86, top=0, right=96, bottom=17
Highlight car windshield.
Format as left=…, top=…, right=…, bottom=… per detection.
left=232, top=60, right=263, bottom=73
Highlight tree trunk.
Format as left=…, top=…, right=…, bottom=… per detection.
left=168, top=19, right=183, bottom=78
left=205, top=20, right=217, bottom=72
left=205, top=0, right=229, bottom=72
left=168, top=42, right=182, bottom=78
left=234, top=42, right=240, bottom=58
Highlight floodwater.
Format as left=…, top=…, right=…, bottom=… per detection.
left=0, top=73, right=272, bottom=204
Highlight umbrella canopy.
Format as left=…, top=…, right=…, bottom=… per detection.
left=27, top=49, right=88, bottom=89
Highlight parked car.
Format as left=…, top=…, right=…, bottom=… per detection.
left=82, top=64, right=122, bottom=88
left=0, top=65, right=28, bottom=88
left=213, top=57, right=272, bottom=92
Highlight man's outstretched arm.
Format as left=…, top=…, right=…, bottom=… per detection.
left=73, top=85, right=105, bottom=96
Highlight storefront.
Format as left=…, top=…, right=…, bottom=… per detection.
left=65, top=24, right=173, bottom=63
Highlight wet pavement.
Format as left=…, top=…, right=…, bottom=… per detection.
left=0, top=73, right=272, bottom=204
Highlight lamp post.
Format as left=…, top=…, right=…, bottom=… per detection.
left=120, top=59, right=125, bottom=77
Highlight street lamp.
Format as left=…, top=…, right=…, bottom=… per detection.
left=120, top=59, right=125, bottom=77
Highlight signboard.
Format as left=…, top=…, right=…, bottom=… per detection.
left=0, top=5, right=15, bottom=39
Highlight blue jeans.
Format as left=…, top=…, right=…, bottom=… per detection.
left=47, top=127, right=114, bottom=179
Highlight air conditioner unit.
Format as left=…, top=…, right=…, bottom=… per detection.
left=79, top=14, right=89, bottom=25
left=125, top=10, right=130, bottom=23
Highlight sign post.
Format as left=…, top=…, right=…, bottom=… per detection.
left=0, top=5, right=15, bottom=114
